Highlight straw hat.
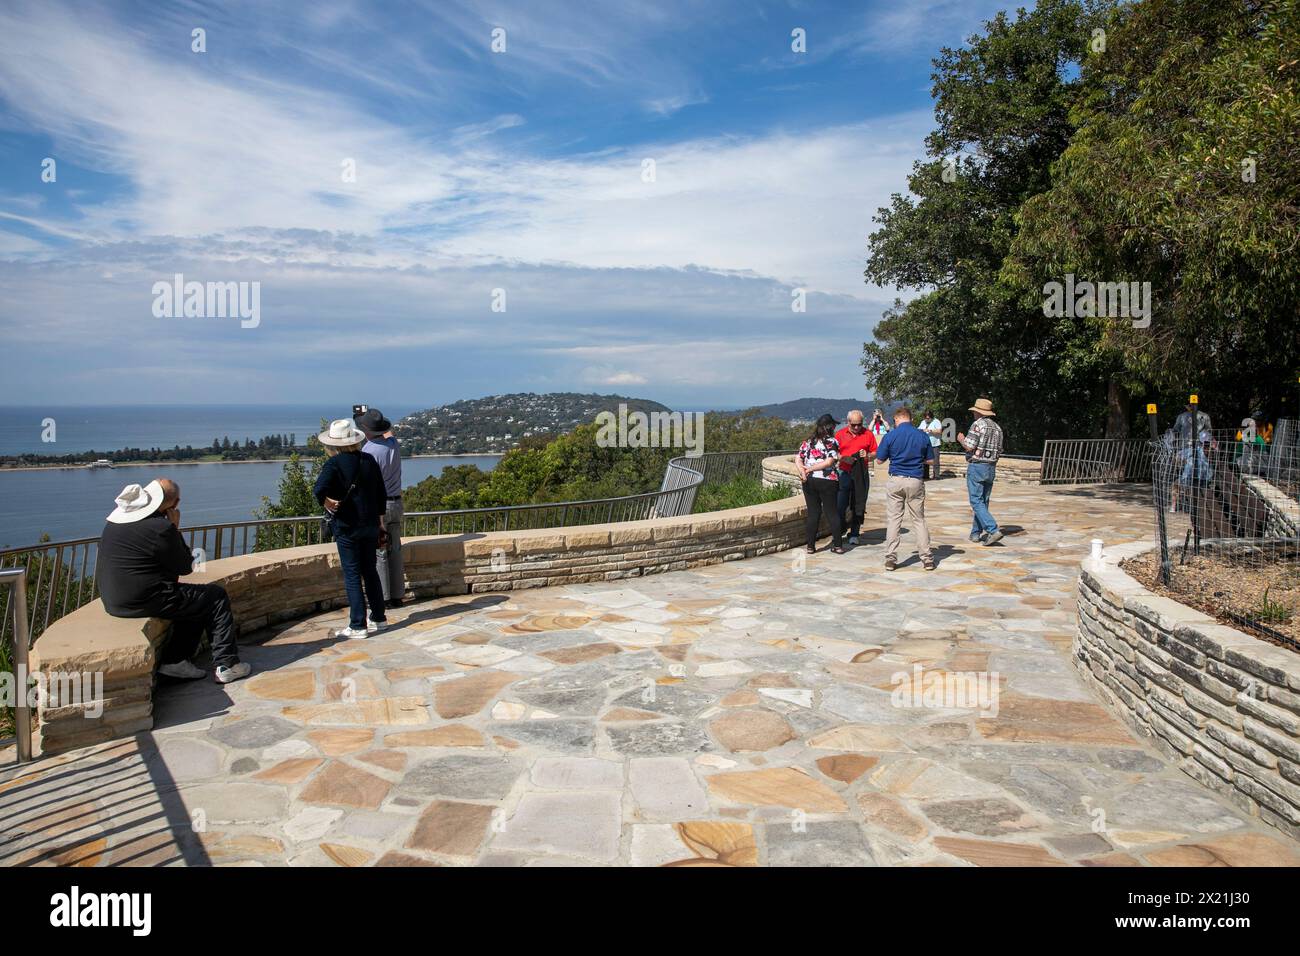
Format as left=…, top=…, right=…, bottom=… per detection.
left=318, top=419, right=367, bottom=447
left=106, top=480, right=166, bottom=524
left=968, top=397, right=996, bottom=416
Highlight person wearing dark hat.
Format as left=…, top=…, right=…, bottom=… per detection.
left=96, top=478, right=250, bottom=684
left=355, top=406, right=405, bottom=608
left=957, top=397, right=1004, bottom=546
left=796, top=413, right=844, bottom=554
left=314, top=419, right=389, bottom=638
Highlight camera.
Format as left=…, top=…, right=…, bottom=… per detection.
left=352, top=404, right=367, bottom=417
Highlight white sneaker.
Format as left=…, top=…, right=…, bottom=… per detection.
left=367, top=618, right=387, bottom=634
left=159, top=660, right=206, bottom=680
left=334, top=626, right=370, bottom=639
left=214, top=662, right=252, bottom=684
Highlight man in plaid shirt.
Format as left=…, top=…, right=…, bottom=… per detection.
left=957, top=397, right=1004, bottom=546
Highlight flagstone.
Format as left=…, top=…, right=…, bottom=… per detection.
left=932, top=836, right=1066, bottom=867
left=705, top=767, right=847, bottom=812
left=320, top=842, right=372, bottom=867
left=247, top=670, right=317, bottom=701
left=709, top=709, right=797, bottom=752
left=358, top=749, right=408, bottom=772
left=385, top=725, right=486, bottom=748
left=539, top=642, right=622, bottom=665
left=433, top=671, right=517, bottom=719
left=858, top=793, right=931, bottom=840
left=298, top=760, right=392, bottom=809
left=629, top=757, right=710, bottom=821
left=307, top=728, right=374, bottom=755
left=406, top=800, right=496, bottom=859
left=815, top=753, right=878, bottom=784
left=255, top=757, right=324, bottom=784
left=282, top=697, right=430, bottom=727
left=492, top=791, right=622, bottom=861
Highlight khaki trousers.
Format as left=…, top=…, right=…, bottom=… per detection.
left=885, top=475, right=931, bottom=561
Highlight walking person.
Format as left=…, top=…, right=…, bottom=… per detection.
left=96, top=479, right=251, bottom=684
left=796, top=414, right=844, bottom=554
left=355, top=406, right=405, bottom=608
left=919, top=410, right=944, bottom=480
left=874, top=407, right=935, bottom=571
left=314, top=419, right=389, bottom=638
left=834, top=410, right=877, bottom=545
left=957, top=397, right=1004, bottom=546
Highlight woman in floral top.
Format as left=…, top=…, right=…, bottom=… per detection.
left=797, top=414, right=844, bottom=553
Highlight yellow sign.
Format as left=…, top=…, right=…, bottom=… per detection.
left=1189, top=394, right=1199, bottom=404
left=1146, top=404, right=1157, bottom=414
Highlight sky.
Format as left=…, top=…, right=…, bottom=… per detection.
left=0, top=0, right=1012, bottom=410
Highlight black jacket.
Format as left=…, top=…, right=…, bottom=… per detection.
left=96, top=515, right=194, bottom=615
left=314, top=451, right=387, bottom=528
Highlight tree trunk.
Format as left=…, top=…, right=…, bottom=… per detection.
left=1105, top=379, right=1130, bottom=438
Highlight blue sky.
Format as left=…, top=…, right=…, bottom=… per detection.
left=0, top=0, right=1012, bottom=409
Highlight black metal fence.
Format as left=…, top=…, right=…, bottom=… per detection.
left=1146, top=424, right=1300, bottom=650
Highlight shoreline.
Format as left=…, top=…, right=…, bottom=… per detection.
left=0, top=453, right=504, bottom=474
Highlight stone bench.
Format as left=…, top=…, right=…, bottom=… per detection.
left=29, top=494, right=808, bottom=755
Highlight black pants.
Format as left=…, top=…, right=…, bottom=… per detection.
left=334, top=521, right=386, bottom=629
left=836, top=470, right=868, bottom=538
left=123, top=583, right=241, bottom=669
left=803, top=478, right=842, bottom=550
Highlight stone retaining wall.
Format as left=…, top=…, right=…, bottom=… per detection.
left=30, top=495, right=809, bottom=755
left=1075, top=541, right=1300, bottom=839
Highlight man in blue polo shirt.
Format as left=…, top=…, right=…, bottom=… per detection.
left=874, top=405, right=935, bottom=571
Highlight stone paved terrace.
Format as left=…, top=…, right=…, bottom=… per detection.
left=4, top=480, right=1300, bottom=867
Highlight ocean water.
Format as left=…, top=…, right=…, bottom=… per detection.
left=0, top=404, right=421, bottom=456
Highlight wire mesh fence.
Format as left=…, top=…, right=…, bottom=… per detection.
left=1141, top=421, right=1300, bottom=651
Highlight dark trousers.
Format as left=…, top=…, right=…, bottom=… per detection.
left=139, top=583, right=241, bottom=669
left=803, top=478, right=842, bottom=550
left=334, top=522, right=386, bottom=629
left=836, top=470, right=868, bottom=538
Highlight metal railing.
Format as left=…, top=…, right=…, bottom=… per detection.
left=0, top=449, right=790, bottom=648
left=1039, top=438, right=1153, bottom=484
left=0, top=567, right=31, bottom=763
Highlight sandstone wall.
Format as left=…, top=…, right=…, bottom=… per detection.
left=1075, top=541, right=1300, bottom=839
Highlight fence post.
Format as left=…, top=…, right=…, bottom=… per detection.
left=1149, top=404, right=1171, bottom=586
left=1188, top=393, right=1202, bottom=556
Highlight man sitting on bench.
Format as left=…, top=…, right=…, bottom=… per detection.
left=96, top=479, right=251, bottom=684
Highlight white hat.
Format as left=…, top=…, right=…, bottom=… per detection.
left=318, top=418, right=367, bottom=447
left=107, top=480, right=166, bottom=524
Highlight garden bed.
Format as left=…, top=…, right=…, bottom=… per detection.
left=1122, top=550, right=1300, bottom=653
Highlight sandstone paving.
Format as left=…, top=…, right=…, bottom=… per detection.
left=4, top=481, right=1299, bottom=866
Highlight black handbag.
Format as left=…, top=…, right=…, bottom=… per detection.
left=320, top=457, right=360, bottom=543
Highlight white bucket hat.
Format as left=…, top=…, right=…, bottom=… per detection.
left=318, top=418, right=367, bottom=447
left=107, top=480, right=166, bottom=524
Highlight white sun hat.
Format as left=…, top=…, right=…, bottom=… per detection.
left=106, top=480, right=167, bottom=524
left=318, top=418, right=367, bottom=447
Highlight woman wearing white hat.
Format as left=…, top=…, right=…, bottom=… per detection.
left=96, top=478, right=251, bottom=683
left=313, top=419, right=390, bottom=638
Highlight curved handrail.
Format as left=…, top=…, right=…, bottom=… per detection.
left=0, top=449, right=789, bottom=646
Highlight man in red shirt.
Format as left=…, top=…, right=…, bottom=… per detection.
left=835, top=410, right=878, bottom=545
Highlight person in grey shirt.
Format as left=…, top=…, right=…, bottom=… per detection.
left=354, top=406, right=406, bottom=607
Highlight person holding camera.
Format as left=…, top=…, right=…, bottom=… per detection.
left=96, top=478, right=251, bottom=683
left=354, top=405, right=405, bottom=608
left=314, top=419, right=389, bottom=638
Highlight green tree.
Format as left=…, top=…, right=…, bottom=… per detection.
left=1007, top=0, right=1300, bottom=423
left=253, top=452, right=324, bottom=550
left=863, top=0, right=1117, bottom=450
